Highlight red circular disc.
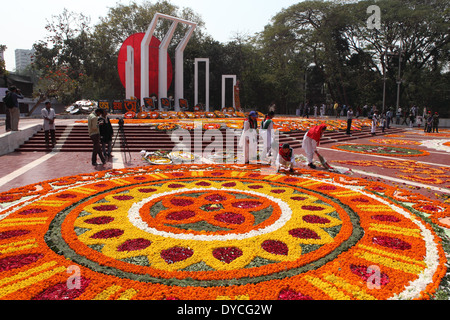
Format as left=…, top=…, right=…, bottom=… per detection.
left=117, top=33, right=173, bottom=99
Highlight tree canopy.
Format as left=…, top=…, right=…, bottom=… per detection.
left=30, top=0, right=449, bottom=115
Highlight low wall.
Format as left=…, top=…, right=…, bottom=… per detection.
left=0, top=124, right=42, bottom=156
left=439, top=118, right=450, bottom=128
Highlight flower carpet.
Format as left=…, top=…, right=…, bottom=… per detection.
left=75, top=117, right=372, bottom=133
left=331, top=144, right=430, bottom=157
left=369, top=139, right=421, bottom=146
left=332, top=160, right=450, bottom=189
left=0, top=164, right=448, bottom=300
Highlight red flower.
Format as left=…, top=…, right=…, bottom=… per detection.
left=113, top=195, right=134, bottom=201
left=93, top=205, right=118, bottom=212
left=372, top=236, right=411, bottom=250
left=117, top=239, right=152, bottom=252
left=303, top=215, right=330, bottom=224
left=213, top=247, right=243, bottom=264
left=232, top=201, right=262, bottom=209
left=32, top=277, right=91, bottom=300
left=170, top=198, right=194, bottom=207
left=161, top=247, right=194, bottom=264
left=0, top=254, right=43, bottom=272
left=222, top=182, right=236, bottom=187
left=90, top=229, right=124, bottom=239
left=278, top=288, right=313, bottom=300
left=167, top=210, right=196, bottom=221
left=301, top=205, right=325, bottom=211
left=350, top=264, right=390, bottom=287
left=289, top=228, right=320, bottom=240
left=262, top=240, right=289, bottom=255
left=371, top=215, right=401, bottom=222
left=19, top=208, right=47, bottom=215
left=85, top=216, right=115, bottom=225
left=205, top=194, right=227, bottom=202
left=0, top=230, right=30, bottom=240
left=215, top=212, right=245, bottom=225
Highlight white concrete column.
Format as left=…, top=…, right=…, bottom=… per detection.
left=125, top=45, right=135, bottom=99
left=174, top=25, right=196, bottom=111
left=140, top=13, right=197, bottom=110
left=222, top=75, right=237, bottom=109
left=158, top=21, right=178, bottom=109
left=194, top=58, right=210, bottom=111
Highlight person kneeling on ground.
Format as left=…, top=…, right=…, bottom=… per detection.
left=302, top=124, right=327, bottom=169
left=276, top=143, right=295, bottom=173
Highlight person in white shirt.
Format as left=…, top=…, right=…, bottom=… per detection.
left=260, top=111, right=275, bottom=163
left=42, top=101, right=56, bottom=148
left=239, top=111, right=258, bottom=164
left=346, top=108, right=354, bottom=135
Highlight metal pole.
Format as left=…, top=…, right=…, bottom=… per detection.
left=396, top=44, right=402, bottom=111
left=382, top=52, right=386, bottom=114
left=304, top=70, right=307, bottom=106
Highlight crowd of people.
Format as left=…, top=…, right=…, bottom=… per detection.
left=1, top=89, right=443, bottom=170
left=296, top=102, right=440, bottom=132
left=240, top=111, right=328, bottom=173
left=2, top=86, right=24, bottom=132
left=241, top=103, right=442, bottom=173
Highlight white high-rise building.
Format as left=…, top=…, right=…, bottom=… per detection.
left=15, top=49, right=35, bottom=71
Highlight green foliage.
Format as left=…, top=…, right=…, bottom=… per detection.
left=0, top=44, right=8, bottom=77
left=30, top=0, right=449, bottom=115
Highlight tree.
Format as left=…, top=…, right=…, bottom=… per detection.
left=260, top=0, right=450, bottom=114
left=30, top=9, right=92, bottom=113
left=29, top=0, right=449, bottom=116
left=0, top=44, right=8, bottom=77
left=27, top=65, right=84, bottom=116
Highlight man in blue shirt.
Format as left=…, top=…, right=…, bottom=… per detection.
left=8, top=86, right=24, bottom=131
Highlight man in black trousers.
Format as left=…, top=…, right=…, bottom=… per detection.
left=88, top=108, right=106, bottom=166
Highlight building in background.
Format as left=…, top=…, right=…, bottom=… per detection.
left=15, top=49, right=35, bottom=72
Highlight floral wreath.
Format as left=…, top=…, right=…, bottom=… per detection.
left=123, top=112, right=136, bottom=119
left=203, top=123, right=221, bottom=130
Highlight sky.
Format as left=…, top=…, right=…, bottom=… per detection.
left=1, top=0, right=301, bottom=71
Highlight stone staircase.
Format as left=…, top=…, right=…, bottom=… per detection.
left=15, top=124, right=405, bottom=153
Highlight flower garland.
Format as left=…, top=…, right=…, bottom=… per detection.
left=0, top=165, right=446, bottom=300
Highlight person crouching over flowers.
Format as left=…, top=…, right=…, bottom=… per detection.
left=302, top=124, right=327, bottom=169
left=276, top=143, right=295, bottom=173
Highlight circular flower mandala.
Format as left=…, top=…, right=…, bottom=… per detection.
left=0, top=165, right=446, bottom=300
